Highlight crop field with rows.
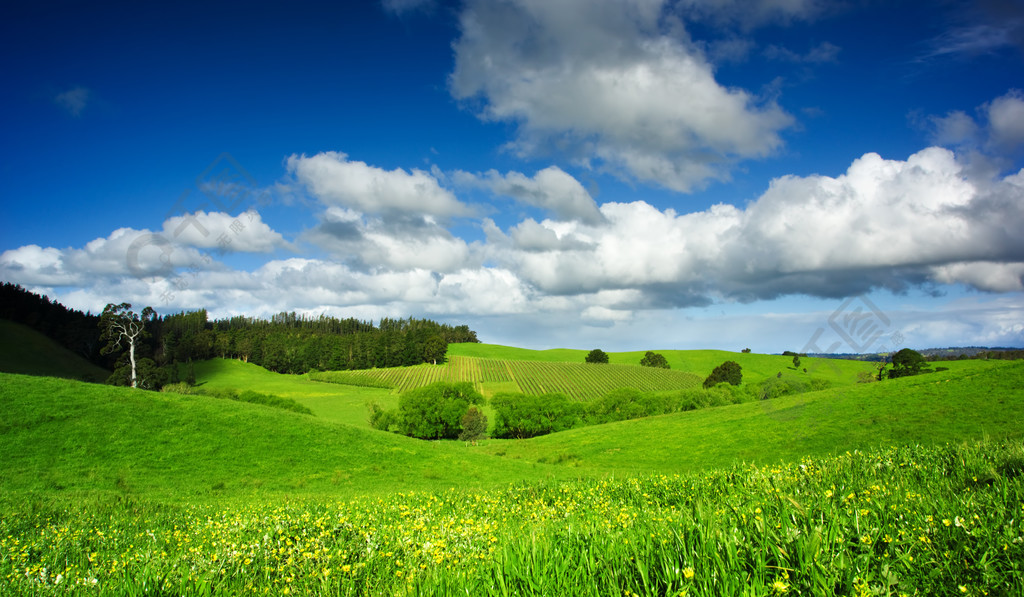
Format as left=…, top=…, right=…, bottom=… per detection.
left=309, top=356, right=703, bottom=399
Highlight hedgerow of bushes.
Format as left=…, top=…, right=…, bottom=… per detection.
left=161, top=382, right=314, bottom=416
left=488, top=376, right=835, bottom=439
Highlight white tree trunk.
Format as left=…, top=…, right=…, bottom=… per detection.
left=129, top=338, right=138, bottom=388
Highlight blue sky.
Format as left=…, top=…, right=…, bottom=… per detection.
left=2, top=0, right=1023, bottom=353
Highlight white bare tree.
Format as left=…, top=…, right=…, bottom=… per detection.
left=99, top=302, right=156, bottom=388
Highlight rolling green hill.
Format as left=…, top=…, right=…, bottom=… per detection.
left=0, top=372, right=566, bottom=503
left=4, top=359, right=1021, bottom=505
left=0, top=319, right=110, bottom=382
left=480, top=359, right=1024, bottom=474
left=190, top=357, right=393, bottom=427
left=449, top=343, right=879, bottom=386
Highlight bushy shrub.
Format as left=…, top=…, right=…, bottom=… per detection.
left=586, top=388, right=649, bottom=424
left=191, top=387, right=314, bottom=416
left=368, top=402, right=397, bottom=431
left=585, top=349, right=609, bottom=364
left=394, top=382, right=484, bottom=440
left=491, top=392, right=583, bottom=439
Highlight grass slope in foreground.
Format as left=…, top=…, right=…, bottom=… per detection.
left=0, top=373, right=564, bottom=502
left=2, top=441, right=1021, bottom=596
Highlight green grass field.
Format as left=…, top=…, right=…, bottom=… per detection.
left=0, top=320, right=110, bottom=382
left=3, top=325, right=1023, bottom=596
left=191, top=358, right=394, bottom=427
left=478, top=360, right=1024, bottom=474
left=0, top=372, right=566, bottom=503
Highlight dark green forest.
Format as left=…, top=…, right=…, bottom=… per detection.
left=1, top=283, right=478, bottom=388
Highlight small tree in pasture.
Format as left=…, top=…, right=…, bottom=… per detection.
left=585, top=349, right=609, bottom=364
left=889, top=348, right=927, bottom=379
left=639, top=351, right=670, bottom=369
left=703, top=361, right=742, bottom=389
left=458, top=406, right=488, bottom=444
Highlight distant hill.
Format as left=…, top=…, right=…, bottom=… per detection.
left=0, top=319, right=110, bottom=382
left=807, top=346, right=1024, bottom=361
left=449, top=343, right=878, bottom=386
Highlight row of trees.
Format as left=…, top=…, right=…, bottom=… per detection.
left=1, top=284, right=480, bottom=389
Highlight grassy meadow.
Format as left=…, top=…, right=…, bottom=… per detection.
left=2, top=329, right=1024, bottom=596
left=0, top=320, right=109, bottom=383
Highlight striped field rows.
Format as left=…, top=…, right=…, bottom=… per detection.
left=309, top=356, right=702, bottom=400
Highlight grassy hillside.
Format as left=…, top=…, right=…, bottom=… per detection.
left=0, top=319, right=109, bottom=382
left=191, top=358, right=393, bottom=427
left=4, top=359, right=1021, bottom=505
left=450, top=343, right=879, bottom=385
left=0, top=372, right=565, bottom=503
left=480, top=360, right=1024, bottom=474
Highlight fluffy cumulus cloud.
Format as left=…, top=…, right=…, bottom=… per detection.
left=304, top=207, right=475, bottom=274
left=162, top=210, right=286, bottom=253
left=5, top=143, right=1023, bottom=348
left=0, top=210, right=285, bottom=289
left=476, top=146, right=1024, bottom=305
left=449, top=0, right=793, bottom=191
left=929, top=90, right=1024, bottom=154
left=986, top=90, right=1024, bottom=151
left=454, top=166, right=605, bottom=224
left=286, top=152, right=471, bottom=218
left=0, top=228, right=212, bottom=287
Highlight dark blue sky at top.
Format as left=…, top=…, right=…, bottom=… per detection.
left=4, top=0, right=1017, bottom=246
left=1, top=0, right=1022, bottom=351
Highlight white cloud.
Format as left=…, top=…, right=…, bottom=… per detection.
left=927, top=110, right=981, bottom=147
left=163, top=210, right=286, bottom=253
left=0, top=227, right=215, bottom=286
left=986, top=90, right=1024, bottom=151
left=455, top=166, right=605, bottom=224
left=449, top=0, right=793, bottom=191
left=924, top=89, right=1024, bottom=161
left=287, top=151, right=471, bottom=217
left=305, top=206, right=475, bottom=274
left=480, top=146, right=1024, bottom=304
left=921, top=23, right=1017, bottom=60
left=0, top=210, right=287, bottom=288
left=5, top=140, right=1024, bottom=352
